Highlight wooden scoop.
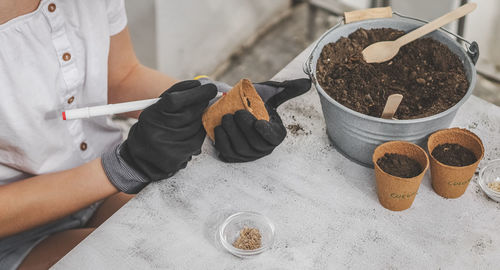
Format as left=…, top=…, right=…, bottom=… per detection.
left=362, top=3, right=477, bottom=63
left=381, top=94, right=403, bottom=119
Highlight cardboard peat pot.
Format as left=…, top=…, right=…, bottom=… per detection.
left=372, top=141, right=429, bottom=211
left=427, top=128, right=484, bottom=199
left=202, top=78, right=269, bottom=141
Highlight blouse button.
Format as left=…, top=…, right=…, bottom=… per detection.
left=62, top=53, right=71, bottom=61
left=80, top=142, right=88, bottom=151
left=48, top=3, right=56, bottom=12
left=67, top=96, right=75, bottom=104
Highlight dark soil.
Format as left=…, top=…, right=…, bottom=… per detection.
left=377, top=153, right=423, bottom=178
left=287, top=123, right=311, bottom=135
left=431, top=143, right=477, bottom=166
left=287, top=123, right=305, bottom=135
left=317, top=28, right=469, bottom=119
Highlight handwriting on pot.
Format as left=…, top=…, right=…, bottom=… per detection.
left=447, top=179, right=471, bottom=186
left=390, top=192, right=417, bottom=199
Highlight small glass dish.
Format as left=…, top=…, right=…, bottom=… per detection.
left=218, top=211, right=275, bottom=258
left=478, top=159, right=500, bottom=202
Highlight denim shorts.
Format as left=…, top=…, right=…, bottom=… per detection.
left=0, top=202, right=101, bottom=270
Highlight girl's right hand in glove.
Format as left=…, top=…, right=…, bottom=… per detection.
left=101, top=80, right=217, bottom=194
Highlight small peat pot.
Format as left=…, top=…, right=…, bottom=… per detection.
left=427, top=128, right=484, bottom=199
left=304, top=8, right=479, bottom=167
left=373, top=141, right=429, bottom=211
left=203, top=79, right=269, bottom=141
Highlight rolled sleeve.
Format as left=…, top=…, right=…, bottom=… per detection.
left=106, top=0, right=128, bottom=36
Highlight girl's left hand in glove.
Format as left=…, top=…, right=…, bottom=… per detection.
left=201, top=78, right=311, bottom=162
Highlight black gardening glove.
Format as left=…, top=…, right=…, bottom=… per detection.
left=102, top=80, right=217, bottom=193
left=201, top=78, right=311, bottom=162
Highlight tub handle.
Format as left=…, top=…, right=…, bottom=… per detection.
left=344, top=7, right=393, bottom=24
left=393, top=11, right=480, bottom=65
left=467, top=41, right=479, bottom=65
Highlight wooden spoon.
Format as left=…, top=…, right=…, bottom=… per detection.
left=381, top=94, right=403, bottom=119
left=362, top=3, right=477, bottom=63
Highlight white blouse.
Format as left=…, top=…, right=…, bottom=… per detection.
left=0, top=0, right=127, bottom=185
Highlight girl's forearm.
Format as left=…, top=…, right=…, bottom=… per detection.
left=107, top=28, right=178, bottom=119
left=0, top=158, right=118, bottom=238
left=108, top=64, right=178, bottom=118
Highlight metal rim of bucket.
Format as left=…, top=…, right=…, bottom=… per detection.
left=303, top=11, right=479, bottom=125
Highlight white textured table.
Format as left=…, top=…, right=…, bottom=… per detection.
left=53, top=48, right=500, bottom=270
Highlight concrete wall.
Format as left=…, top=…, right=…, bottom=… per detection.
left=124, top=0, right=157, bottom=69
left=125, top=0, right=290, bottom=79
left=463, top=0, right=500, bottom=68
left=155, top=0, right=290, bottom=79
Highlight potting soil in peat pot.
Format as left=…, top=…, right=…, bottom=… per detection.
left=431, top=143, right=477, bottom=167
left=316, top=28, right=469, bottom=119
left=377, top=153, right=423, bottom=178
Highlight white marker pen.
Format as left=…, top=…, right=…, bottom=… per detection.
left=62, top=92, right=224, bottom=120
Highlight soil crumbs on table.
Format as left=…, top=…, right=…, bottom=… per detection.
left=233, top=227, right=262, bottom=250
left=432, top=143, right=477, bottom=166
left=317, top=28, right=468, bottom=119
left=287, top=123, right=305, bottom=135
left=377, top=153, right=423, bottom=178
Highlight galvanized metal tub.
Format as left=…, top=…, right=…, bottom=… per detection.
left=304, top=11, right=479, bottom=167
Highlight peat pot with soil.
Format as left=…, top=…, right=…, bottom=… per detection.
left=427, top=128, right=484, bottom=199
left=372, top=141, right=429, bottom=211
left=304, top=7, right=479, bottom=166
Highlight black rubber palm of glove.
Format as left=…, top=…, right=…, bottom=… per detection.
left=214, top=79, right=311, bottom=162
left=121, top=80, right=217, bottom=180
